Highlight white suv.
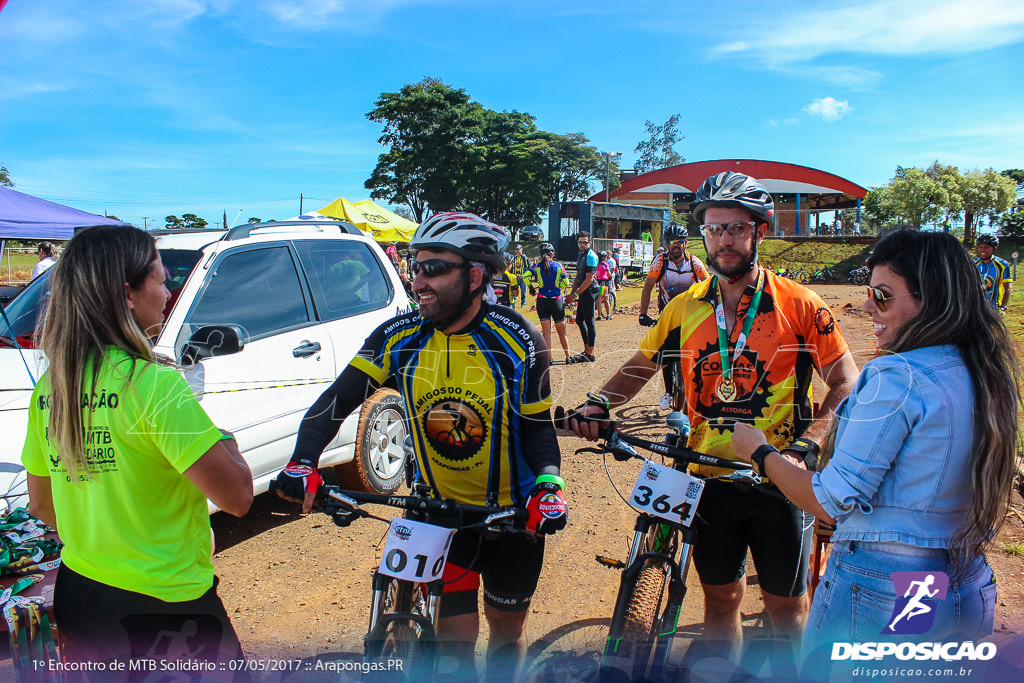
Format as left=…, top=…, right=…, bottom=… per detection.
left=0, top=220, right=413, bottom=512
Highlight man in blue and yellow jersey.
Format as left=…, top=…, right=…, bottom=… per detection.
left=973, top=233, right=1013, bottom=310
left=507, top=243, right=530, bottom=309
left=566, top=172, right=859, bottom=657
left=273, top=212, right=566, bottom=678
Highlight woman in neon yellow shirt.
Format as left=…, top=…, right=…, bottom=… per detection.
left=22, top=225, right=253, bottom=674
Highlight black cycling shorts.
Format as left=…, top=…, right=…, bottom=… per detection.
left=536, top=297, right=565, bottom=323
left=439, top=529, right=545, bottom=617
left=691, top=480, right=813, bottom=597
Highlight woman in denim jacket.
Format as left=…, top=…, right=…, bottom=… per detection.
left=732, top=230, right=1020, bottom=655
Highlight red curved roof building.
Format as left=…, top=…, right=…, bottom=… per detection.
left=590, top=159, right=868, bottom=237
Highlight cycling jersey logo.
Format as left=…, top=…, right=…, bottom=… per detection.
left=422, top=399, right=486, bottom=462
left=692, top=341, right=770, bottom=423
left=814, top=306, right=836, bottom=335
left=884, top=571, right=949, bottom=635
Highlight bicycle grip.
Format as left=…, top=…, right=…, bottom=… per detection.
left=553, top=406, right=613, bottom=439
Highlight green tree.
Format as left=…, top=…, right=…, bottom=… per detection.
left=365, top=78, right=484, bottom=222
left=165, top=214, right=208, bottom=230
left=247, top=217, right=262, bottom=223
left=0, top=164, right=12, bottom=188
left=959, top=169, right=1017, bottom=245
left=528, top=132, right=616, bottom=203
left=634, top=114, right=684, bottom=174
left=1000, top=169, right=1024, bottom=184
left=998, top=210, right=1024, bottom=240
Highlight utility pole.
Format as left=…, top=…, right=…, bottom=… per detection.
left=604, top=152, right=621, bottom=203
left=142, top=217, right=149, bottom=230
left=300, top=193, right=304, bottom=214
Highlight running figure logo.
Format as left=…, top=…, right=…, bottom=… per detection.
left=883, top=571, right=950, bottom=635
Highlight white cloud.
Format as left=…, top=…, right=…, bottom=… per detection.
left=710, top=0, right=1024, bottom=64
left=804, top=97, right=851, bottom=121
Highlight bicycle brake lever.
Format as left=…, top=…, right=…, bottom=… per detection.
left=606, top=432, right=638, bottom=462
left=721, top=469, right=762, bottom=485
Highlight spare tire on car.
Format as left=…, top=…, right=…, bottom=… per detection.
left=335, top=388, right=409, bottom=493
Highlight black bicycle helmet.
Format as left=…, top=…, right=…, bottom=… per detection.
left=690, top=172, right=775, bottom=225
left=977, top=234, right=999, bottom=247
left=539, top=242, right=555, bottom=254
left=410, top=212, right=510, bottom=273
left=663, top=224, right=687, bottom=242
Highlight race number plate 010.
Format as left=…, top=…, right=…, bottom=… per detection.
left=378, top=518, right=457, bottom=582
left=629, top=460, right=704, bottom=527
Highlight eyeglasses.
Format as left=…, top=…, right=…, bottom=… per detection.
left=699, top=221, right=757, bottom=238
left=865, top=286, right=919, bottom=311
left=410, top=259, right=464, bottom=278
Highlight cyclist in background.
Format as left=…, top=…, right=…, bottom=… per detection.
left=595, top=251, right=613, bottom=320
left=566, top=172, right=858, bottom=657
left=523, top=242, right=572, bottom=364
left=565, top=232, right=599, bottom=363
left=507, top=244, right=531, bottom=309
left=639, top=224, right=710, bottom=410
left=272, top=212, right=567, bottom=680
left=973, top=234, right=1012, bottom=310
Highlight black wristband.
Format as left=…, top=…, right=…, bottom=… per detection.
left=751, top=444, right=780, bottom=476
left=784, top=437, right=821, bottom=472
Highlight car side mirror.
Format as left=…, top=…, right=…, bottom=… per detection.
left=181, top=325, right=245, bottom=365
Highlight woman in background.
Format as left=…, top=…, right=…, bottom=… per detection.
left=732, top=230, right=1019, bottom=653
left=31, top=241, right=56, bottom=279
left=22, top=225, right=253, bottom=677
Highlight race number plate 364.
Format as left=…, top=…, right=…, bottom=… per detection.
left=378, top=518, right=457, bottom=582
left=629, top=460, right=704, bottom=527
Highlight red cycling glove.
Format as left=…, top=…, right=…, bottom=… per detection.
left=526, top=475, right=568, bottom=536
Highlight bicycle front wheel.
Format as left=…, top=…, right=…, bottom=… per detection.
left=381, top=621, right=424, bottom=675
left=621, top=559, right=669, bottom=641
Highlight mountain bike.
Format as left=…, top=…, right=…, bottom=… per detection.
left=527, top=410, right=760, bottom=681
left=301, top=482, right=527, bottom=680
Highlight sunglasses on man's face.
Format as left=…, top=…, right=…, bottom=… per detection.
left=865, top=286, right=919, bottom=311
left=410, top=259, right=464, bottom=278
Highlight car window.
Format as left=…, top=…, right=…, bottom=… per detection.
left=180, top=245, right=310, bottom=347
left=0, top=248, right=202, bottom=349
left=293, top=240, right=393, bottom=322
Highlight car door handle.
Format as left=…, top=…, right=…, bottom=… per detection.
left=292, top=341, right=321, bottom=358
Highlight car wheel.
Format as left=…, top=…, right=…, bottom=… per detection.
left=335, top=388, right=408, bottom=493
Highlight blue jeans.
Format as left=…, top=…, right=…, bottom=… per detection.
left=803, top=541, right=995, bottom=658
left=516, top=276, right=527, bottom=307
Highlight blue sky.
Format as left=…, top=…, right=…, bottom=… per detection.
left=2, top=0, right=1023, bottom=228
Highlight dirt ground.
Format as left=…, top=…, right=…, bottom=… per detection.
left=210, top=283, right=1024, bottom=674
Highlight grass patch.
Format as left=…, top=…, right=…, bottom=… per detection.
left=1, top=251, right=37, bottom=283
left=1000, top=538, right=1024, bottom=557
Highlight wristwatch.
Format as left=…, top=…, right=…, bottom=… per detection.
left=784, top=437, right=821, bottom=472
left=751, top=444, right=780, bottom=476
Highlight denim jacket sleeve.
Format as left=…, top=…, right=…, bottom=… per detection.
left=811, top=357, right=918, bottom=521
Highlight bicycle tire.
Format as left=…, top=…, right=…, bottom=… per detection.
left=522, top=617, right=611, bottom=682
left=381, top=621, right=424, bottom=678
left=621, top=560, right=669, bottom=641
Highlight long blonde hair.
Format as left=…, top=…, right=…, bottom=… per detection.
left=40, top=225, right=159, bottom=481
left=867, top=230, right=1022, bottom=565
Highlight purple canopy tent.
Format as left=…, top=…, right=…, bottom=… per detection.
left=0, top=186, right=128, bottom=239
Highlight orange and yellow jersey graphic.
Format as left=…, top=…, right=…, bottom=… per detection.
left=639, top=269, right=848, bottom=476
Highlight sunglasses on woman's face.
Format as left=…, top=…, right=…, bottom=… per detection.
left=410, top=259, right=463, bottom=278
left=865, top=286, right=919, bottom=311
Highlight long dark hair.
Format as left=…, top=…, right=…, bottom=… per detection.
left=40, top=225, right=159, bottom=481
left=867, top=229, right=1022, bottom=563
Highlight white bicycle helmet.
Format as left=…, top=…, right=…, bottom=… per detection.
left=690, top=172, right=775, bottom=225
left=410, top=212, right=510, bottom=273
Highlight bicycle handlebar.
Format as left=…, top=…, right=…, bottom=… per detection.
left=555, top=405, right=758, bottom=476
left=313, top=484, right=529, bottom=530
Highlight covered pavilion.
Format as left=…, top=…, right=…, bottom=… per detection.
left=591, top=159, right=868, bottom=237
